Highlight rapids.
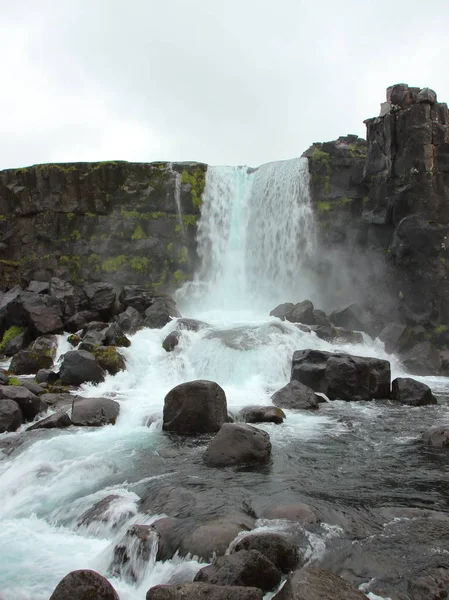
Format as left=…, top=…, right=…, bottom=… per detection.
left=0, top=160, right=448, bottom=600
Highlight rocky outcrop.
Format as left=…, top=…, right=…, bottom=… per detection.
left=0, top=161, right=206, bottom=291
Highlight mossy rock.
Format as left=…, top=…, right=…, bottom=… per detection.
left=0, top=326, right=25, bottom=353
left=91, top=346, right=126, bottom=375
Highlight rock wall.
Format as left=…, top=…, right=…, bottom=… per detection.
left=305, top=84, right=449, bottom=336
left=0, top=161, right=206, bottom=291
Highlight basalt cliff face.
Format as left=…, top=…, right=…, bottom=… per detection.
left=0, top=161, right=206, bottom=291
left=305, top=84, right=449, bottom=337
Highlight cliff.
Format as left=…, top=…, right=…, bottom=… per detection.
left=0, top=161, right=206, bottom=291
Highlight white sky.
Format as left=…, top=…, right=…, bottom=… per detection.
left=1, top=0, right=448, bottom=169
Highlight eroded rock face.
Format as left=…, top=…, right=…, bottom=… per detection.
left=163, top=380, right=227, bottom=435
left=422, top=426, right=449, bottom=447
left=291, top=349, right=391, bottom=401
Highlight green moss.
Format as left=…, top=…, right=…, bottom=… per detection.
left=151, top=211, right=166, bottom=219
left=131, top=225, right=146, bottom=240
left=310, top=147, right=331, bottom=170
left=440, top=257, right=446, bottom=265
left=435, top=324, right=448, bottom=335
left=14, top=167, right=30, bottom=175
left=173, top=269, right=186, bottom=284
left=0, top=326, right=25, bottom=353
left=362, top=196, right=369, bottom=204
left=101, top=255, right=127, bottom=272
left=178, top=246, right=188, bottom=264
left=167, top=242, right=174, bottom=252
left=8, top=377, right=21, bottom=386
left=182, top=214, right=197, bottom=227
left=36, top=164, right=77, bottom=173
left=339, top=197, right=353, bottom=204
left=181, top=167, right=206, bottom=210
left=85, top=212, right=97, bottom=218
left=317, top=201, right=331, bottom=212
left=0, top=259, right=23, bottom=267
left=88, top=161, right=119, bottom=172
left=70, top=229, right=81, bottom=241
left=91, top=346, right=125, bottom=375
left=67, top=212, right=76, bottom=220
left=348, top=145, right=367, bottom=158
left=0, top=215, right=7, bottom=221
left=130, top=256, right=150, bottom=272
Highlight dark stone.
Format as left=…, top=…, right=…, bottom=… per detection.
left=378, top=322, right=409, bottom=354
left=162, top=331, right=181, bottom=352
left=422, top=426, right=449, bottom=447
left=49, top=278, right=86, bottom=320
left=40, top=393, right=74, bottom=407
left=417, top=87, right=437, bottom=104
left=6, top=292, right=64, bottom=336
left=232, top=532, right=301, bottom=573
left=0, top=399, right=22, bottom=432
left=163, top=380, right=227, bottom=435
left=27, top=280, right=50, bottom=294
left=239, top=405, right=286, bottom=424
left=71, top=397, right=120, bottom=426
left=2, top=328, right=30, bottom=356
left=111, top=523, right=159, bottom=581
left=0, top=369, right=9, bottom=385
left=291, top=349, right=391, bottom=401
left=36, top=369, right=59, bottom=384
left=146, top=583, right=263, bottom=600
left=391, top=377, right=437, bottom=406
left=104, top=322, right=131, bottom=347
left=329, top=303, right=367, bottom=333
left=84, top=282, right=117, bottom=319
left=271, top=380, right=320, bottom=410
left=408, top=567, right=449, bottom=600
left=400, top=341, right=442, bottom=375
left=285, top=300, right=315, bottom=325
left=144, top=297, right=181, bottom=329
left=273, top=567, right=366, bottom=600
left=27, top=409, right=72, bottom=430
left=18, top=379, right=46, bottom=395
left=91, top=346, right=126, bottom=375
left=115, top=306, right=145, bottom=335
left=77, top=494, right=133, bottom=529
left=260, top=503, right=318, bottom=525
left=60, top=350, right=106, bottom=386
left=49, top=569, right=119, bottom=600
left=119, top=285, right=158, bottom=313
left=204, top=423, right=272, bottom=467
left=270, top=303, right=295, bottom=320
left=0, top=385, right=45, bottom=421
left=312, top=309, right=331, bottom=327
left=174, top=318, right=209, bottom=332
left=64, top=310, right=102, bottom=333
left=194, top=549, right=282, bottom=591
left=9, top=335, right=57, bottom=375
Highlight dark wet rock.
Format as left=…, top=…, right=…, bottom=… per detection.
left=119, top=285, right=159, bottom=313
left=146, top=583, right=263, bottom=600
left=6, top=292, right=64, bottom=336
left=332, top=327, right=364, bottom=344
left=115, top=306, right=145, bottom=335
left=162, top=331, right=181, bottom=352
left=274, top=567, right=366, bottom=600
left=401, top=341, right=442, bottom=375
left=64, top=310, right=102, bottom=333
left=260, top=503, right=319, bottom=525
left=71, top=397, right=120, bottom=426
left=291, top=349, right=391, bottom=401
left=416, top=87, right=437, bottom=105
left=271, top=380, right=320, bottom=410
left=27, top=280, right=50, bottom=294
left=408, top=567, right=449, bottom=600
left=140, top=485, right=200, bottom=519
left=312, top=309, right=331, bottom=327
left=36, top=368, right=60, bottom=384
left=181, top=514, right=255, bottom=560
left=150, top=517, right=185, bottom=560
left=60, top=350, right=105, bottom=386
left=312, top=326, right=333, bottom=341
left=18, top=379, right=46, bottom=395
left=104, top=322, right=131, bottom=347
left=27, top=409, right=72, bottom=430
left=239, top=405, right=285, bottom=424
left=0, top=399, right=23, bottom=432
left=163, top=380, right=227, bottom=435
left=204, top=423, right=272, bottom=467
left=174, top=318, right=209, bottom=332
left=144, top=296, right=181, bottom=329
left=49, top=278, right=87, bottom=320
left=391, top=377, right=437, bottom=406
left=77, top=494, right=133, bottom=530
left=68, top=333, right=81, bottom=347
left=0, top=385, right=45, bottom=421
left=40, top=393, right=74, bottom=407
left=329, top=303, right=367, bottom=334
left=205, top=327, right=261, bottom=351
left=378, top=322, right=409, bottom=354
left=84, top=282, right=117, bottom=319
left=270, top=303, right=295, bottom=320
left=0, top=370, right=9, bottom=385
left=422, top=425, right=449, bottom=447
left=2, top=328, right=30, bottom=356
left=91, top=346, right=126, bottom=375
left=285, top=300, right=315, bottom=325
left=79, top=325, right=108, bottom=349
left=111, top=523, right=159, bottom=581
left=232, top=532, right=301, bottom=573
left=9, top=335, right=58, bottom=374
left=49, top=569, right=119, bottom=600
left=194, top=549, right=282, bottom=591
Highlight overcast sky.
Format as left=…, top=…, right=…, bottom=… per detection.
left=1, top=0, right=449, bottom=169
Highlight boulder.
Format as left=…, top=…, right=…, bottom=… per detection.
left=115, top=306, right=145, bottom=335
left=104, top=323, right=131, bottom=347
left=260, top=503, right=318, bottom=525
left=163, top=380, right=227, bottom=435
left=378, top=322, right=409, bottom=354
left=71, top=397, right=120, bottom=426
left=162, top=331, right=181, bottom=352
left=422, top=426, right=449, bottom=447
left=36, top=369, right=59, bottom=384
left=84, top=282, right=117, bottom=319
left=239, top=405, right=286, bottom=424
left=271, top=380, right=320, bottom=410
left=2, top=328, right=30, bottom=356
left=329, top=303, right=367, bottom=333
left=401, top=341, right=442, bottom=375
left=194, top=549, right=282, bottom=591
left=144, top=297, right=181, bottom=329
left=291, top=349, right=391, bottom=401
left=60, top=350, right=106, bottom=386
left=232, top=532, right=301, bottom=573
left=27, top=409, right=72, bottom=430
left=17, top=379, right=46, bottom=395
left=0, top=399, right=22, bottom=432
left=273, top=567, right=366, bottom=600
left=40, top=393, right=74, bottom=407
left=77, top=494, right=134, bottom=530
left=270, top=303, right=295, bottom=320
left=6, top=292, right=64, bottom=336
left=204, top=423, right=272, bottom=467
left=27, top=280, right=50, bottom=294
left=49, top=569, right=119, bottom=600
left=49, top=278, right=86, bottom=320
left=391, top=377, right=437, bottom=406
left=146, top=583, right=263, bottom=600
left=0, top=369, right=9, bottom=385
left=0, top=386, right=45, bottom=421
left=332, top=328, right=364, bottom=344
left=9, top=335, right=57, bottom=375
left=119, top=285, right=158, bottom=313
left=312, top=309, right=331, bottom=327
left=64, top=310, right=102, bottom=333
left=285, top=301, right=315, bottom=325
left=416, top=87, right=437, bottom=104
left=91, top=346, right=126, bottom=375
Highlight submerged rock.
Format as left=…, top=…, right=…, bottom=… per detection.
left=391, top=377, right=437, bottom=406
left=260, top=502, right=319, bottom=525
left=162, top=331, right=181, bottom=352
left=204, top=423, right=271, bottom=467
left=271, top=380, right=319, bottom=410
left=146, top=583, right=263, bottom=600
left=422, top=426, right=449, bottom=447
left=163, top=380, right=227, bottom=435
left=239, top=405, right=285, bottom=424
left=49, top=569, right=119, bottom=600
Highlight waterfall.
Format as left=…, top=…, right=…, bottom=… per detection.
left=191, top=157, right=316, bottom=311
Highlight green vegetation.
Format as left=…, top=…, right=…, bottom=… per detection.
left=70, top=229, right=81, bottom=241
left=173, top=269, right=186, bottom=284
left=36, top=164, right=77, bottom=173
left=348, top=145, right=367, bottom=158
left=183, top=214, right=197, bottom=227
left=130, top=256, right=151, bottom=272
left=101, top=255, right=127, bottom=272
left=181, top=167, right=206, bottom=210
left=0, top=259, right=23, bottom=267
left=0, top=326, right=25, bottom=353
left=178, top=246, right=188, bottom=264
left=8, top=377, right=21, bottom=386
left=131, top=225, right=146, bottom=240
left=435, top=324, right=448, bottom=335
left=317, top=201, right=331, bottom=212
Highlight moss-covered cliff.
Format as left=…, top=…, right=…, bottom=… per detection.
left=0, top=161, right=207, bottom=291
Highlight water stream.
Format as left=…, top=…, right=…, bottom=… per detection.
left=0, top=160, right=448, bottom=600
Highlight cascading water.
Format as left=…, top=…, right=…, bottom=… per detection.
left=0, top=158, right=448, bottom=600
